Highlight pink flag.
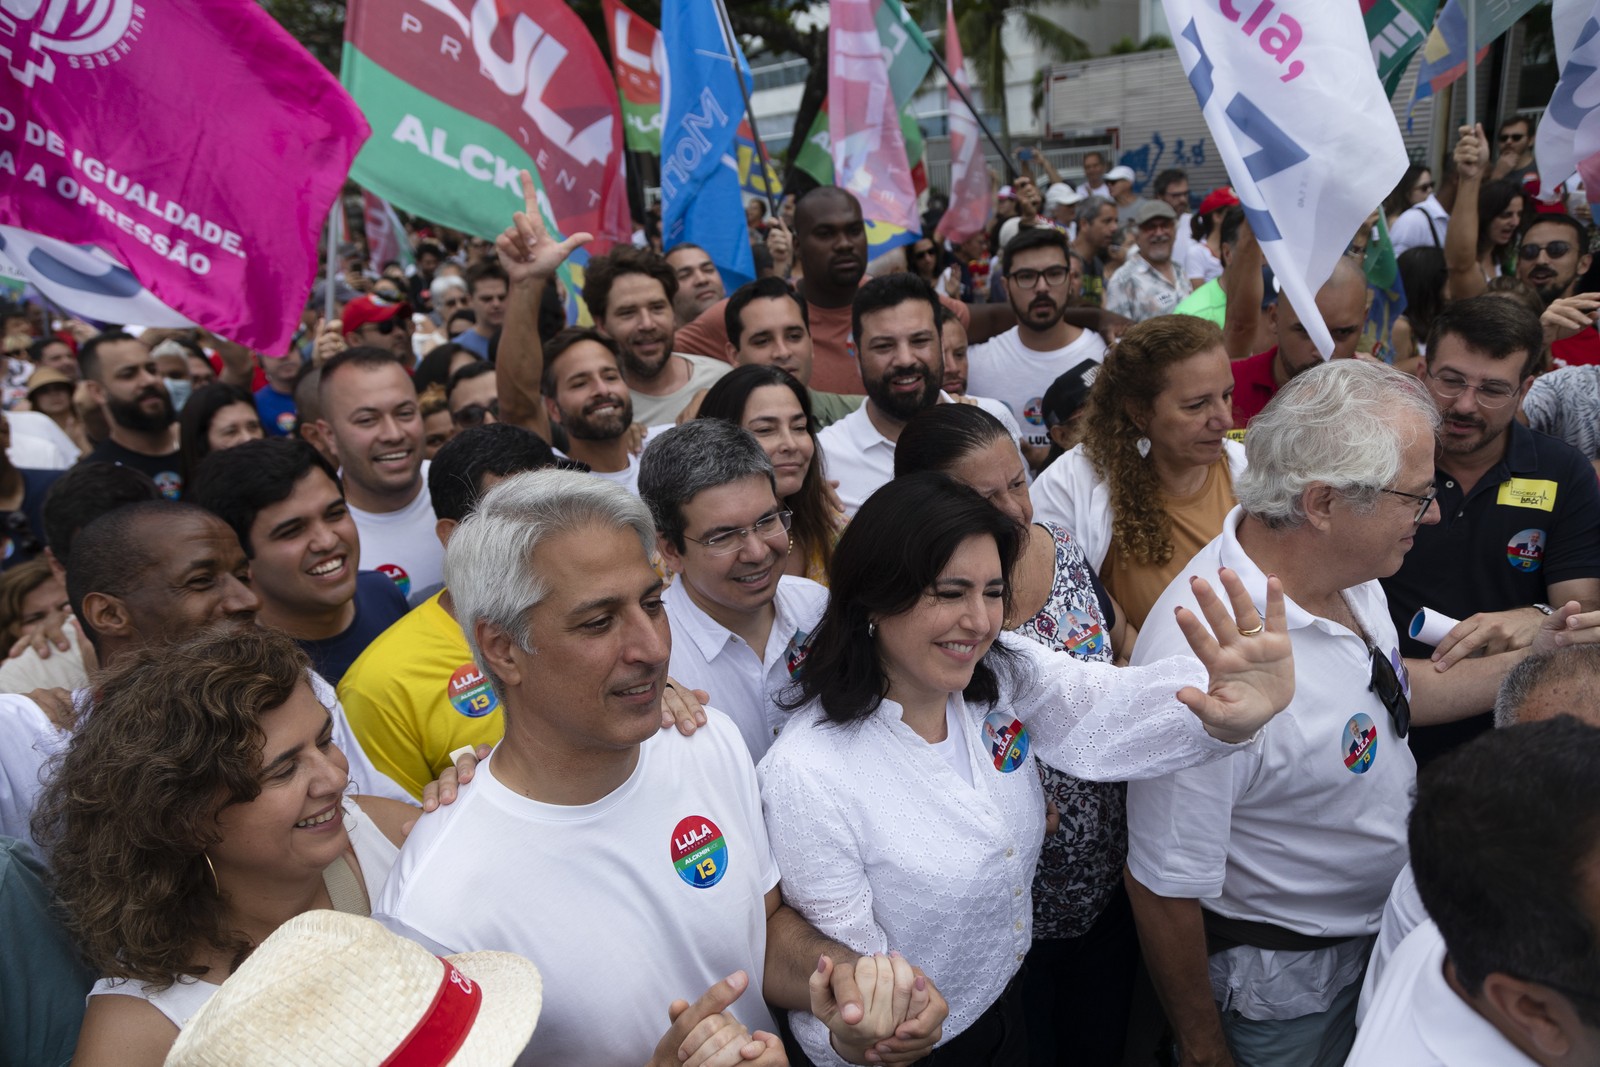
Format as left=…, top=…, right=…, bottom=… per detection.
left=935, top=0, right=992, bottom=244
left=0, top=1, right=369, bottom=353
left=829, top=0, right=920, bottom=234
left=362, top=192, right=406, bottom=274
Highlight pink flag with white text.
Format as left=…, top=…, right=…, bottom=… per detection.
left=0, top=1, right=369, bottom=353
left=935, top=0, right=992, bottom=245
left=829, top=0, right=920, bottom=234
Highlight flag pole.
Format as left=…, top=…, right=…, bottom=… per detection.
left=1465, top=0, right=1477, bottom=128
left=711, top=0, right=780, bottom=219
left=924, top=41, right=1015, bottom=183
left=324, top=199, right=339, bottom=322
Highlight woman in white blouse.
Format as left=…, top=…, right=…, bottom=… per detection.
left=760, top=472, right=1293, bottom=1065
left=34, top=627, right=412, bottom=1067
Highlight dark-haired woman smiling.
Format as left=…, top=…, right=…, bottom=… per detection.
left=760, top=473, right=1293, bottom=1065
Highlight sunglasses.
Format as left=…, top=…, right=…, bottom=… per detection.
left=452, top=398, right=499, bottom=428
left=1368, top=644, right=1410, bottom=738
left=1499, top=132, right=1527, bottom=142
left=362, top=318, right=406, bottom=336
left=1518, top=241, right=1573, bottom=261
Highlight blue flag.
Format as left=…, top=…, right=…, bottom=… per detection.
left=660, top=0, right=755, bottom=289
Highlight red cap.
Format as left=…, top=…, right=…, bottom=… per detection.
left=1197, top=187, right=1240, bottom=216
left=342, top=293, right=411, bottom=333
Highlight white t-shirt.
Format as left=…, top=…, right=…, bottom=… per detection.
left=629, top=354, right=731, bottom=427
left=818, top=394, right=1024, bottom=517
left=1357, top=861, right=1429, bottom=1025
left=348, top=463, right=443, bottom=601
left=1345, top=921, right=1538, bottom=1067
left=376, top=711, right=781, bottom=1067
left=966, top=327, right=1108, bottom=448
left=1078, top=181, right=1111, bottom=200
left=1388, top=195, right=1450, bottom=258
left=664, top=574, right=828, bottom=762
left=1127, top=507, right=1415, bottom=1022
left=1183, top=240, right=1223, bottom=284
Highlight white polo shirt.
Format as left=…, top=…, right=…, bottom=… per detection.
left=966, top=326, right=1107, bottom=449
left=1127, top=507, right=1416, bottom=1021
left=664, top=574, right=828, bottom=762
left=818, top=394, right=1024, bottom=517
left=1346, top=921, right=1539, bottom=1067
left=377, top=711, right=780, bottom=1066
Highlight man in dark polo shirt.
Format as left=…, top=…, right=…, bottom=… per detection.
left=1382, top=295, right=1600, bottom=764
left=1229, top=258, right=1368, bottom=428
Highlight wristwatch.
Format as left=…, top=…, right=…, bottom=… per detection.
left=1533, top=603, right=1554, bottom=615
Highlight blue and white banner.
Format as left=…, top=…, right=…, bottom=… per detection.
left=660, top=0, right=755, bottom=289
left=0, top=225, right=193, bottom=328
left=1536, top=0, right=1600, bottom=205
left=1163, top=0, right=1407, bottom=357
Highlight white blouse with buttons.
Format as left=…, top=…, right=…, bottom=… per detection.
left=758, top=633, right=1244, bottom=1063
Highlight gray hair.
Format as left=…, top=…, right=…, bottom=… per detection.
left=1076, top=195, right=1114, bottom=227
left=1493, top=646, right=1600, bottom=729
left=445, top=469, right=655, bottom=697
left=432, top=275, right=467, bottom=298
left=638, top=420, right=776, bottom=551
left=1235, top=360, right=1439, bottom=529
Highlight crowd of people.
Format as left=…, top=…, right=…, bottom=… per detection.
left=1, top=99, right=1599, bottom=1067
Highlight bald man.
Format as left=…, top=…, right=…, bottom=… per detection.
left=1229, top=256, right=1370, bottom=428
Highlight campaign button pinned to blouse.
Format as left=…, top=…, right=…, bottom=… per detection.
left=982, top=711, right=1029, bottom=772
left=671, top=815, right=728, bottom=889
left=1342, top=713, right=1378, bottom=774
left=377, top=562, right=411, bottom=598
left=447, top=663, right=499, bottom=719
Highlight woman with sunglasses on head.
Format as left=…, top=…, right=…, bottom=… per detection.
left=698, top=364, right=843, bottom=584
left=36, top=627, right=416, bottom=1067
left=760, top=472, right=1294, bottom=1065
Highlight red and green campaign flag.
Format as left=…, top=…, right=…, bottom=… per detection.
left=341, top=1, right=629, bottom=253
left=602, top=0, right=664, bottom=155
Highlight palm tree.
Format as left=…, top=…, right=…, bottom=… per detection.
left=913, top=0, right=1097, bottom=151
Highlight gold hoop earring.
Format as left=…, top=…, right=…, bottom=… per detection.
left=203, top=853, right=220, bottom=896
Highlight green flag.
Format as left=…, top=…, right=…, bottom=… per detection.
left=1364, top=213, right=1406, bottom=356
left=1364, top=0, right=1438, bottom=97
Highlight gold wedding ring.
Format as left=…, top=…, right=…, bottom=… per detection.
left=1236, top=622, right=1265, bottom=637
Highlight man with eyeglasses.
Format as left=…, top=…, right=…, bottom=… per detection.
left=1489, top=115, right=1537, bottom=186
left=1126, top=361, right=1583, bottom=1067
left=451, top=262, right=508, bottom=360
left=341, top=292, right=414, bottom=365
left=639, top=419, right=828, bottom=762
left=966, top=228, right=1106, bottom=469
left=1105, top=200, right=1192, bottom=323
left=1381, top=295, right=1600, bottom=766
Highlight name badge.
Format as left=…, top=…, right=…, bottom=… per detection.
left=1496, top=478, right=1558, bottom=512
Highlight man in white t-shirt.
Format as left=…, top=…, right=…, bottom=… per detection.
left=375, top=471, right=946, bottom=1067
left=583, top=245, right=729, bottom=425
left=639, top=420, right=829, bottom=762
left=1347, top=717, right=1600, bottom=1067
left=1126, top=362, right=1576, bottom=1067
left=818, top=274, right=1023, bottom=516
left=967, top=228, right=1107, bottom=470
left=317, top=348, right=442, bottom=600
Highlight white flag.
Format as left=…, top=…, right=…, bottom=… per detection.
left=1163, top=0, right=1407, bottom=357
left=0, top=226, right=193, bottom=329
left=1536, top=0, right=1600, bottom=204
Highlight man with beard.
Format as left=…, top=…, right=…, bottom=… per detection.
left=582, top=246, right=729, bottom=426
left=966, top=229, right=1107, bottom=469
left=79, top=332, right=183, bottom=499
left=1229, top=256, right=1369, bottom=428
left=541, top=327, right=660, bottom=494
left=1106, top=201, right=1191, bottom=322
left=818, top=273, right=1021, bottom=516
left=665, top=243, right=726, bottom=327
left=1515, top=214, right=1598, bottom=366
left=1381, top=296, right=1600, bottom=766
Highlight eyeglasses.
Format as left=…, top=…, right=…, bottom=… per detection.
left=1379, top=485, right=1438, bottom=525
left=451, top=398, right=499, bottom=428
left=1368, top=644, right=1410, bottom=738
left=683, top=510, right=792, bottom=556
left=1425, top=368, right=1519, bottom=407
left=1006, top=266, right=1071, bottom=289
left=1518, top=241, right=1573, bottom=261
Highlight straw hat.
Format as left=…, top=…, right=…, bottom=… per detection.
left=165, top=911, right=542, bottom=1067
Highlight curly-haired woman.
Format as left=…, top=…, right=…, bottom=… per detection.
left=33, top=626, right=414, bottom=1066
left=1029, top=316, right=1245, bottom=630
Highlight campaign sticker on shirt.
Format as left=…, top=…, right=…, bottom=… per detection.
left=1060, top=609, right=1105, bottom=658
left=670, top=815, right=727, bottom=889
left=783, top=628, right=813, bottom=680
left=276, top=410, right=298, bottom=435
left=153, top=470, right=183, bottom=500
left=1023, top=397, right=1045, bottom=427
left=982, top=712, right=1030, bottom=772
left=376, top=563, right=410, bottom=598
left=447, top=663, right=499, bottom=719
left=1506, top=529, right=1545, bottom=572
left=1342, top=713, right=1378, bottom=774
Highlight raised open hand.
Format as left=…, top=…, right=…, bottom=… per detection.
left=1173, top=569, right=1294, bottom=744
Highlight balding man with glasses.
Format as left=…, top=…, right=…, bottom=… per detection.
left=1381, top=296, right=1600, bottom=767
left=1123, top=361, right=1593, bottom=1067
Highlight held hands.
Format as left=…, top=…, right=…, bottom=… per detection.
left=813, top=953, right=947, bottom=1065
left=650, top=971, right=786, bottom=1067
left=496, top=170, right=592, bottom=286
left=1173, top=569, right=1294, bottom=744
